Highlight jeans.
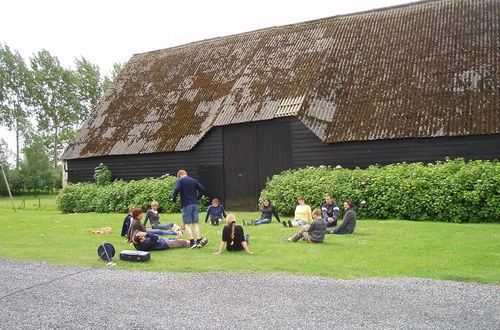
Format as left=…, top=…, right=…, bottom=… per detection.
left=182, top=204, right=199, bottom=224
left=147, top=229, right=177, bottom=236
left=292, top=219, right=307, bottom=226
left=152, top=222, right=174, bottom=230
left=253, top=218, right=271, bottom=225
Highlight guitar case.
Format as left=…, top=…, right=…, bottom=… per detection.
left=119, top=250, right=151, bottom=262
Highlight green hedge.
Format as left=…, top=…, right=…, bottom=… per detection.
left=56, top=176, right=209, bottom=213
left=259, top=159, right=499, bottom=223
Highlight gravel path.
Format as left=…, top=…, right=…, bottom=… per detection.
left=0, top=258, right=498, bottom=329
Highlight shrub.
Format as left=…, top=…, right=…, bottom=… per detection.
left=259, top=158, right=499, bottom=223
left=93, top=163, right=112, bottom=185
left=57, top=176, right=209, bottom=213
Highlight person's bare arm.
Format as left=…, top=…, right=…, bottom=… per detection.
left=241, top=241, right=253, bottom=254
left=213, top=241, right=226, bottom=254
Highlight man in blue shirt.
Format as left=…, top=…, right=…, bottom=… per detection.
left=172, top=169, right=206, bottom=248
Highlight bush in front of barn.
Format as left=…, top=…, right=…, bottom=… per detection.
left=259, top=158, right=499, bottom=223
left=56, top=176, right=209, bottom=213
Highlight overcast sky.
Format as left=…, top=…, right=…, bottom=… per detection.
left=0, top=0, right=412, bottom=156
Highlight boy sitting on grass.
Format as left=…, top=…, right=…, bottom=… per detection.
left=283, top=208, right=326, bottom=243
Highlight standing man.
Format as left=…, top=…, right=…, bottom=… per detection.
left=172, top=170, right=206, bottom=248
left=322, top=195, right=340, bottom=227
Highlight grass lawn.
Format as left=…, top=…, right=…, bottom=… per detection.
left=0, top=197, right=498, bottom=284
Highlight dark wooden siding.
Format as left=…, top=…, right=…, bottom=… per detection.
left=66, top=127, right=224, bottom=195
left=290, top=119, right=500, bottom=168
left=222, top=118, right=293, bottom=210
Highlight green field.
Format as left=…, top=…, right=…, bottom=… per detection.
left=0, top=195, right=499, bottom=284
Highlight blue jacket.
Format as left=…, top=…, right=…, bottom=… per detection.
left=205, top=204, right=227, bottom=222
left=172, top=176, right=206, bottom=207
left=121, top=214, right=132, bottom=236
left=133, top=232, right=169, bottom=251
left=322, top=203, right=340, bottom=221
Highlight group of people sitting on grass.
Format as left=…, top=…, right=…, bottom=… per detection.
left=121, top=195, right=356, bottom=254
left=119, top=169, right=356, bottom=255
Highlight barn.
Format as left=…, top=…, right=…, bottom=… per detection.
left=62, top=0, right=500, bottom=210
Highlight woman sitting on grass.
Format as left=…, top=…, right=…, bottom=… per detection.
left=244, top=198, right=280, bottom=225
left=214, top=214, right=253, bottom=254
left=326, top=200, right=357, bottom=234
left=283, top=196, right=312, bottom=227
left=132, top=231, right=207, bottom=251
left=283, top=208, right=327, bottom=243
left=143, top=201, right=182, bottom=231
left=127, top=208, right=182, bottom=243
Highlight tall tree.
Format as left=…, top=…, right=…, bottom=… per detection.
left=0, top=44, right=33, bottom=168
left=102, top=62, right=124, bottom=92
left=19, top=134, right=57, bottom=194
left=74, top=56, right=103, bottom=125
left=30, top=50, right=79, bottom=167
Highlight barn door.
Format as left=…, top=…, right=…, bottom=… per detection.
left=223, top=124, right=259, bottom=210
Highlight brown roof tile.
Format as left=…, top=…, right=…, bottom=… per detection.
left=62, top=0, right=500, bottom=159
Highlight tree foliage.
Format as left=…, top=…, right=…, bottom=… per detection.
left=0, top=44, right=33, bottom=168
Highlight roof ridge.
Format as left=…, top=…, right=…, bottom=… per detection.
left=133, top=0, right=450, bottom=57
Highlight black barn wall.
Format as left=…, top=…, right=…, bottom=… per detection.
left=66, top=127, right=224, bottom=201
left=290, top=119, right=500, bottom=168
left=66, top=117, right=500, bottom=211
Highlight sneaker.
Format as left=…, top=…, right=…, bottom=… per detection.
left=288, top=220, right=293, bottom=227
left=282, top=221, right=288, bottom=227
left=282, top=237, right=291, bottom=242
left=243, top=220, right=248, bottom=226
left=198, top=238, right=209, bottom=247
left=189, top=241, right=198, bottom=249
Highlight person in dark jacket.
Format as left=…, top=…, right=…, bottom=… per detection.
left=205, top=198, right=227, bottom=225
left=244, top=198, right=281, bottom=225
left=120, top=207, right=134, bottom=237
left=143, top=201, right=180, bottom=231
left=284, top=209, right=327, bottom=243
left=322, top=195, right=340, bottom=227
left=172, top=169, right=206, bottom=248
left=213, top=214, right=253, bottom=254
left=326, top=200, right=357, bottom=234
left=132, top=231, right=208, bottom=251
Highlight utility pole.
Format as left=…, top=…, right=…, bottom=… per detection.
left=0, top=164, right=16, bottom=212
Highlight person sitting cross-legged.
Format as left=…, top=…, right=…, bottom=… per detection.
left=283, top=208, right=326, bottom=243
left=132, top=231, right=207, bottom=251
left=322, top=195, right=340, bottom=227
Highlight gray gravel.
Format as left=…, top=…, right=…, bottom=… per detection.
left=0, top=258, right=498, bottom=329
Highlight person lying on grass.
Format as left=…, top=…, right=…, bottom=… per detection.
left=283, top=196, right=312, bottom=227
left=213, top=214, right=253, bottom=254
left=132, top=230, right=208, bottom=251
left=326, top=200, right=357, bottom=234
left=283, top=208, right=326, bottom=243
left=127, top=208, right=181, bottom=243
left=144, top=201, right=182, bottom=231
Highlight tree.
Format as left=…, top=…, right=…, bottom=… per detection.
left=74, top=56, right=104, bottom=125
left=0, top=44, right=33, bottom=168
left=19, top=134, right=58, bottom=194
left=102, top=62, right=124, bottom=92
left=30, top=50, right=80, bottom=167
